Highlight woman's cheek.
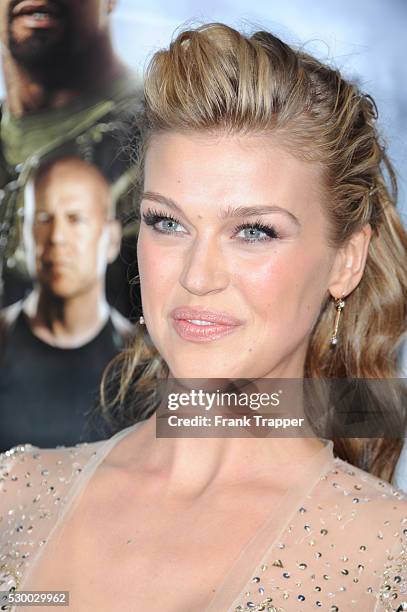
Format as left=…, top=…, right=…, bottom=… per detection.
left=138, top=234, right=182, bottom=308
left=233, top=252, right=295, bottom=312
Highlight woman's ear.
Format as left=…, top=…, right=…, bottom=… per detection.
left=107, top=219, right=122, bottom=264
left=328, top=223, right=372, bottom=298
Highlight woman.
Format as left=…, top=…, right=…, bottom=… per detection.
left=1, top=23, right=407, bottom=612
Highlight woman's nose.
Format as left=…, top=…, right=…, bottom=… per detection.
left=179, top=237, right=230, bottom=296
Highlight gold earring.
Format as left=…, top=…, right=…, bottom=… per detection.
left=330, top=296, right=345, bottom=346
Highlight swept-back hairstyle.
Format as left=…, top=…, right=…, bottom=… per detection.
left=102, top=23, right=407, bottom=480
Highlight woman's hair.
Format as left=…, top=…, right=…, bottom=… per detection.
left=102, top=23, right=407, bottom=481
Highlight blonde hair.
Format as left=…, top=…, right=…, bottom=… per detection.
left=102, top=24, right=407, bottom=480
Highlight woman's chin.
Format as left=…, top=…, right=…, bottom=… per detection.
left=167, top=362, right=238, bottom=382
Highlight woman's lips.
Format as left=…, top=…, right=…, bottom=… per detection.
left=170, top=307, right=243, bottom=343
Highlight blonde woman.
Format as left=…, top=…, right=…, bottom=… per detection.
left=1, top=24, right=407, bottom=612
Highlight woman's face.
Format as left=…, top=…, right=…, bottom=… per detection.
left=138, top=131, right=339, bottom=380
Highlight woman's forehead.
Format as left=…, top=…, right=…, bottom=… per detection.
left=143, top=131, right=324, bottom=220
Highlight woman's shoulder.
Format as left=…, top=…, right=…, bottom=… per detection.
left=315, top=456, right=407, bottom=548
left=315, top=457, right=407, bottom=610
left=326, top=455, right=406, bottom=512
left=234, top=456, right=407, bottom=611
left=0, top=439, right=107, bottom=591
left=0, top=439, right=106, bottom=497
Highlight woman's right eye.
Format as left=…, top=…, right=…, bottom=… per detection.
left=142, top=210, right=187, bottom=234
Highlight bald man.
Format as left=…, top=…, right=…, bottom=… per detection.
left=0, top=0, right=141, bottom=313
left=0, top=156, right=134, bottom=450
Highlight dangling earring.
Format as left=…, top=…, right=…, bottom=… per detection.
left=139, top=315, right=145, bottom=325
left=330, top=295, right=345, bottom=346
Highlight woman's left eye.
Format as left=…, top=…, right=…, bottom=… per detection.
left=234, top=222, right=280, bottom=242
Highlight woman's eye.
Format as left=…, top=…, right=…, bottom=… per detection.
left=235, top=223, right=280, bottom=242
left=142, top=210, right=186, bottom=234
left=156, top=218, right=185, bottom=233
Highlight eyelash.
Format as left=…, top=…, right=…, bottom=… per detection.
left=233, top=220, right=281, bottom=241
left=142, top=208, right=281, bottom=242
left=142, top=209, right=182, bottom=233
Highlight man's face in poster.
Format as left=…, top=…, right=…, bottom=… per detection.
left=0, top=1, right=116, bottom=76
left=24, top=157, right=120, bottom=300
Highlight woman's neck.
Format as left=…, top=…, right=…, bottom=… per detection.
left=125, top=414, right=325, bottom=497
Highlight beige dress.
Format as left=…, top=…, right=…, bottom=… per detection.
left=0, top=421, right=406, bottom=611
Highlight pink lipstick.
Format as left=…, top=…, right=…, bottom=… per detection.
left=170, top=307, right=243, bottom=343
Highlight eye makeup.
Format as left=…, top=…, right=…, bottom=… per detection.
left=142, top=207, right=282, bottom=242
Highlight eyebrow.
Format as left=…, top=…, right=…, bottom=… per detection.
left=141, top=191, right=301, bottom=227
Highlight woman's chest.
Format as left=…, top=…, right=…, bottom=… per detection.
left=20, top=483, right=278, bottom=611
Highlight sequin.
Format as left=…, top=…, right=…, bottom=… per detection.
left=1, top=430, right=406, bottom=612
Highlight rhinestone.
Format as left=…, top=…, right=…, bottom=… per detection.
left=252, top=577, right=260, bottom=583
left=298, top=563, right=307, bottom=570
left=283, top=572, right=290, bottom=579
left=272, top=560, right=283, bottom=568
left=298, top=595, right=305, bottom=601
left=320, top=529, right=328, bottom=536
